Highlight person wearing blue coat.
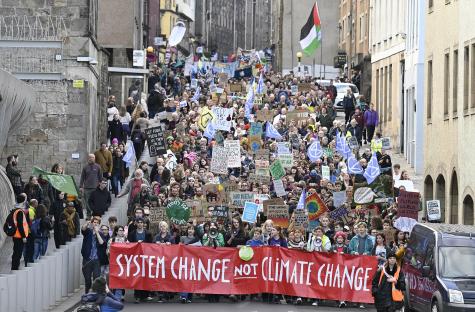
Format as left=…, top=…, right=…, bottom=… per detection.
left=348, top=222, right=374, bottom=255
left=81, top=276, right=123, bottom=312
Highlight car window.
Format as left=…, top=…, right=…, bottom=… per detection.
left=439, top=247, right=475, bottom=278
left=405, top=229, right=432, bottom=269
left=336, top=85, right=359, bottom=94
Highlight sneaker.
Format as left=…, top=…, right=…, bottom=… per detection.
left=134, top=298, right=140, bottom=304
left=312, top=300, right=319, bottom=306
left=146, top=296, right=153, bottom=301
left=339, top=301, right=346, bottom=308
left=359, top=304, right=365, bottom=309
left=295, top=297, right=302, bottom=305
left=187, top=299, right=192, bottom=303
left=181, top=297, right=187, bottom=304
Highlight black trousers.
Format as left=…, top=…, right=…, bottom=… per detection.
left=366, top=125, right=376, bottom=142
left=12, top=237, right=25, bottom=270
left=82, top=259, right=101, bottom=293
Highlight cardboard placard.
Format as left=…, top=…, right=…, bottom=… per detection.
left=229, top=83, right=243, bottom=93
left=148, top=206, right=166, bottom=224
left=249, top=122, right=263, bottom=136
left=254, top=194, right=270, bottom=212
left=145, top=126, right=167, bottom=157
left=277, top=142, right=291, bottom=155
left=186, top=199, right=206, bottom=221
left=209, top=205, right=229, bottom=221
left=333, top=191, right=347, bottom=208
left=397, top=191, right=420, bottom=220
left=322, top=165, right=330, bottom=180
left=248, top=172, right=270, bottom=185
left=242, top=202, right=259, bottom=224
left=293, top=209, right=309, bottom=228
left=298, top=83, right=313, bottom=92
left=273, top=179, right=287, bottom=197
left=230, top=192, right=255, bottom=208
left=426, top=200, right=441, bottom=221
left=286, top=109, right=310, bottom=124
left=382, top=137, right=391, bottom=150
left=329, top=206, right=349, bottom=221
left=267, top=205, right=290, bottom=228
left=256, top=110, right=274, bottom=122
left=262, top=198, right=285, bottom=215
left=203, top=184, right=227, bottom=206
left=211, top=107, right=233, bottom=131
left=278, top=154, right=294, bottom=168
left=218, top=73, right=228, bottom=85
left=348, top=136, right=359, bottom=149
left=249, top=135, right=262, bottom=153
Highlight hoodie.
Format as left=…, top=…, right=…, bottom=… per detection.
left=81, top=292, right=123, bottom=312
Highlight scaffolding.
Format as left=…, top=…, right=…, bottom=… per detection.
left=0, top=15, right=68, bottom=41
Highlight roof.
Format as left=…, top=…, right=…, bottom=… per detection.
left=418, top=223, right=475, bottom=235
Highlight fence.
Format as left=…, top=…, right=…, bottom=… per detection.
left=0, top=196, right=127, bottom=312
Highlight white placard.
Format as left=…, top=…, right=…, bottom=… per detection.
left=426, top=200, right=441, bottom=221
left=273, top=179, right=287, bottom=197
left=210, top=145, right=228, bottom=174
left=224, top=140, right=241, bottom=168
left=211, top=107, right=233, bottom=131
left=133, top=50, right=145, bottom=67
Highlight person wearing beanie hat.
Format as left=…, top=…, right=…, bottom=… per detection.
left=371, top=249, right=405, bottom=312
left=81, top=276, right=124, bottom=311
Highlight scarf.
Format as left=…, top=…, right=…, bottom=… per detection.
left=63, top=208, right=77, bottom=236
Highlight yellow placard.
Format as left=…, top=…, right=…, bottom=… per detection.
left=73, top=80, right=84, bottom=88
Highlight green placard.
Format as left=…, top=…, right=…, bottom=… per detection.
left=269, top=160, right=285, bottom=180
left=166, top=199, right=191, bottom=225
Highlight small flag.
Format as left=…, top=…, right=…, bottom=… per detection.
left=342, top=139, right=352, bottom=160
left=122, top=143, right=135, bottom=168
left=336, top=132, right=344, bottom=154
left=245, top=78, right=255, bottom=118
left=191, top=86, right=201, bottom=102
left=305, top=192, right=328, bottom=222
left=307, top=139, right=323, bottom=162
left=256, top=72, right=264, bottom=94
left=296, top=189, right=307, bottom=210
left=300, top=1, right=322, bottom=56
left=265, top=122, right=283, bottom=140
left=32, top=167, right=79, bottom=197
left=347, top=155, right=364, bottom=175
left=363, top=152, right=381, bottom=185
left=203, top=122, right=216, bottom=140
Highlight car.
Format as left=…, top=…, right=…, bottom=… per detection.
left=403, top=223, right=475, bottom=312
left=334, top=83, right=360, bottom=110
left=315, top=79, right=331, bottom=87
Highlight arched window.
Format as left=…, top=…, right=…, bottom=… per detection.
left=435, top=175, right=446, bottom=222
left=463, top=196, right=474, bottom=225
left=450, top=171, right=458, bottom=224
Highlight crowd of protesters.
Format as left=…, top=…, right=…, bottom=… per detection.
left=2, top=56, right=413, bottom=311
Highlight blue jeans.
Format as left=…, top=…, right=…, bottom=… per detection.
left=180, top=292, right=192, bottom=301
left=111, top=173, right=122, bottom=196
left=33, top=238, right=48, bottom=260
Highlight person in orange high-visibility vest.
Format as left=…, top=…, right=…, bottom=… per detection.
left=11, top=194, right=29, bottom=270
left=371, top=251, right=406, bottom=312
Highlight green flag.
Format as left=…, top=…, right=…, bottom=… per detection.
left=32, top=166, right=79, bottom=197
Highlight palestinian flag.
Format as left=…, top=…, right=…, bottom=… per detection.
left=300, top=1, right=322, bottom=56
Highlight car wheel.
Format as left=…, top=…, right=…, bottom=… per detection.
left=431, top=300, right=440, bottom=312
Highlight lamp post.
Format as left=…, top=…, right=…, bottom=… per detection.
left=296, top=51, right=303, bottom=74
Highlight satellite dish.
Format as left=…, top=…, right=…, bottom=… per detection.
left=168, top=21, right=186, bottom=47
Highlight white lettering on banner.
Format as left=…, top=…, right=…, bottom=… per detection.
left=211, top=107, right=233, bottom=131
left=224, top=140, right=241, bottom=168
left=115, top=252, right=374, bottom=291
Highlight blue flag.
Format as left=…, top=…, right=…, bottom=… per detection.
left=203, top=122, right=216, bottom=140
left=342, top=139, right=352, bottom=160
left=122, top=143, right=135, bottom=168
left=256, top=72, right=264, bottom=94
left=191, top=86, right=201, bottom=102
left=336, top=132, right=344, bottom=154
left=244, top=78, right=255, bottom=118
left=307, top=139, right=323, bottom=162
left=363, top=152, right=381, bottom=185
left=296, top=189, right=306, bottom=210
left=265, top=122, right=283, bottom=140
left=347, top=155, right=364, bottom=175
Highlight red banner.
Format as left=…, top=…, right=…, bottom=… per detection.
left=109, top=243, right=378, bottom=303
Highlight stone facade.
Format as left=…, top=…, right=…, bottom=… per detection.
left=0, top=0, right=109, bottom=182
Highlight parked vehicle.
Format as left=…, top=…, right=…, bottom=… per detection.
left=403, top=223, right=475, bottom=312
left=334, top=83, right=360, bottom=110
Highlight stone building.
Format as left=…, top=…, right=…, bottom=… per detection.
left=280, top=0, right=339, bottom=76
left=423, top=0, right=475, bottom=225
left=195, top=0, right=274, bottom=60
left=369, top=0, right=406, bottom=152
left=338, top=0, right=371, bottom=99
left=0, top=0, right=109, bottom=181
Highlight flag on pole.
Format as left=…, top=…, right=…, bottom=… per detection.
left=123, top=143, right=136, bottom=168
left=203, top=121, right=216, bottom=140
left=307, top=139, right=323, bottom=162
left=299, top=1, right=322, bottom=56
left=296, top=189, right=307, bottom=210
left=363, top=153, right=381, bottom=185
left=265, top=122, right=283, bottom=140
left=347, top=155, right=364, bottom=175
left=256, top=72, right=264, bottom=94
left=32, top=167, right=79, bottom=196
left=191, top=86, right=201, bottom=102
left=245, top=78, right=255, bottom=118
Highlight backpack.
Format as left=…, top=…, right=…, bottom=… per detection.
left=3, top=209, right=19, bottom=237
left=30, top=218, right=43, bottom=238
left=76, top=302, right=99, bottom=312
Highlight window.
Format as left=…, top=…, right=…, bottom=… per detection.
left=388, top=65, right=392, bottom=121
left=427, top=60, right=433, bottom=120
left=429, top=0, right=434, bottom=9
left=444, top=53, right=449, bottom=116
left=384, top=66, right=388, bottom=122
left=376, top=69, right=380, bottom=112
left=453, top=49, right=458, bottom=115
left=464, top=46, right=469, bottom=112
